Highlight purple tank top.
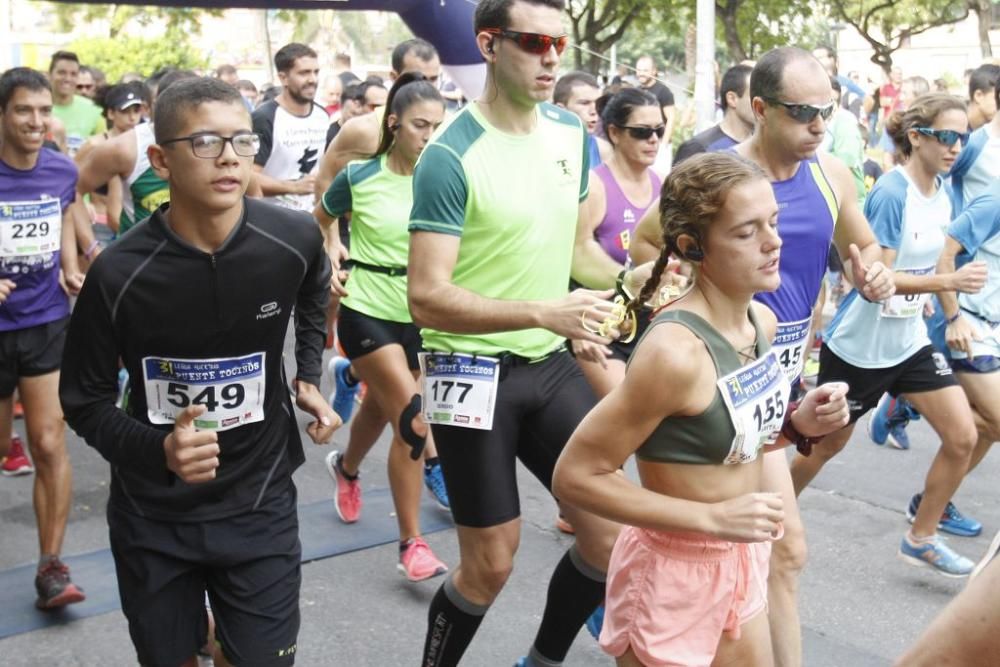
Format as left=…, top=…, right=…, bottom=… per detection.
left=0, top=149, right=75, bottom=332
left=753, top=155, right=837, bottom=324
left=593, top=164, right=662, bottom=265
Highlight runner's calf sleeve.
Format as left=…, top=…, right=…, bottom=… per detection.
left=400, top=394, right=426, bottom=460
left=422, top=573, right=489, bottom=667
left=530, top=545, right=607, bottom=663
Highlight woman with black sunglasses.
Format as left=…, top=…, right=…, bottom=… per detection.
left=570, top=88, right=665, bottom=398
left=794, top=93, right=985, bottom=578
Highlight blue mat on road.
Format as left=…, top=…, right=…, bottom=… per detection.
left=0, top=489, right=453, bottom=640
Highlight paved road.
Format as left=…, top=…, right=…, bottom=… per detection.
left=0, top=342, right=996, bottom=666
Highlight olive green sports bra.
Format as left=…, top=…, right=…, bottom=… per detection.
left=631, top=308, right=771, bottom=465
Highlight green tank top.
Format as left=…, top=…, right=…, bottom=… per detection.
left=632, top=308, right=771, bottom=465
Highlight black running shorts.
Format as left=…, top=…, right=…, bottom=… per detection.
left=108, top=484, right=301, bottom=667
left=431, top=350, right=598, bottom=528
left=337, top=305, right=421, bottom=371
left=818, top=344, right=957, bottom=424
left=0, top=316, right=69, bottom=398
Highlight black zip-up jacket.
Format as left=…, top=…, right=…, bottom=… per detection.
left=60, top=198, right=331, bottom=521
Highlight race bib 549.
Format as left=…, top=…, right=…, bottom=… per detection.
left=142, top=353, right=266, bottom=431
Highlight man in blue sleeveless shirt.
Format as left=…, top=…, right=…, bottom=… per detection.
left=735, top=47, right=895, bottom=667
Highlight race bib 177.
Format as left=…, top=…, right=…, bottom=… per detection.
left=419, top=352, right=500, bottom=431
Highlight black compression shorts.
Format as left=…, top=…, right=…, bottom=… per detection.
left=337, top=305, right=421, bottom=371
left=430, top=350, right=597, bottom=528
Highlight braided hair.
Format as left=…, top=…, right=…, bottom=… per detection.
left=627, top=152, right=768, bottom=318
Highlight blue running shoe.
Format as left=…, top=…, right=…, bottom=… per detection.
left=585, top=604, right=605, bottom=640
left=868, top=393, right=893, bottom=445
left=898, top=534, right=974, bottom=577
left=327, top=356, right=360, bottom=423
left=424, top=462, right=450, bottom=511
left=886, top=421, right=911, bottom=450
left=514, top=659, right=528, bottom=667
left=907, top=493, right=982, bottom=537
left=868, top=394, right=915, bottom=449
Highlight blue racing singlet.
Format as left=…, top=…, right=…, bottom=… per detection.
left=588, top=134, right=603, bottom=168
left=754, top=155, right=838, bottom=381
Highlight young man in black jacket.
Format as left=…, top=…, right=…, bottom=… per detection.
left=60, top=77, right=339, bottom=667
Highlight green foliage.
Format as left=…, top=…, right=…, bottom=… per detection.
left=829, top=0, right=970, bottom=72
left=716, top=0, right=828, bottom=62
left=43, top=2, right=221, bottom=40
left=614, top=5, right=692, bottom=76
left=335, top=11, right=413, bottom=66
left=565, top=0, right=659, bottom=73
left=67, top=36, right=208, bottom=81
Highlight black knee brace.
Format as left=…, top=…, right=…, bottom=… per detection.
left=399, top=394, right=426, bottom=460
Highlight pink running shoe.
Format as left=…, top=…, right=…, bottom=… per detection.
left=1, top=434, right=33, bottom=476
left=398, top=537, right=448, bottom=582
left=325, top=450, right=361, bottom=523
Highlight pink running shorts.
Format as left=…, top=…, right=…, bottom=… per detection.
left=599, top=526, right=774, bottom=666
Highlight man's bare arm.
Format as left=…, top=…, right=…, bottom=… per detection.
left=408, top=231, right=617, bottom=344
left=75, top=132, right=136, bottom=195
left=314, top=114, right=380, bottom=201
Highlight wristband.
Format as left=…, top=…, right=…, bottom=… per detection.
left=615, top=269, right=633, bottom=300
left=946, top=312, right=961, bottom=324
left=780, top=401, right=821, bottom=457
left=83, top=240, right=100, bottom=260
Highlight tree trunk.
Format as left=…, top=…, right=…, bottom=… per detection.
left=970, top=0, right=993, bottom=58
left=871, top=47, right=892, bottom=76
left=719, top=5, right=746, bottom=62
left=685, top=23, right=696, bottom=77
left=572, top=20, right=583, bottom=70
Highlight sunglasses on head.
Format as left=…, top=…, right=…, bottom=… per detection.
left=618, top=124, right=666, bottom=140
left=915, top=127, right=969, bottom=147
left=481, top=28, right=569, bottom=56
left=763, top=98, right=836, bottom=124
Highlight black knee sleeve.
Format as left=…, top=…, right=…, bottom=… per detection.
left=399, top=394, right=426, bottom=461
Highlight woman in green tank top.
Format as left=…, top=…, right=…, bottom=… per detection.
left=314, top=73, right=451, bottom=582
left=553, top=153, right=850, bottom=666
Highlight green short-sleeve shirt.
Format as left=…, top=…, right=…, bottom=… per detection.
left=323, top=155, right=413, bottom=322
left=53, top=95, right=105, bottom=156
left=409, top=102, right=589, bottom=358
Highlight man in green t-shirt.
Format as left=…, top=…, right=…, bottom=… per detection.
left=49, top=51, right=104, bottom=156
left=407, top=1, right=636, bottom=665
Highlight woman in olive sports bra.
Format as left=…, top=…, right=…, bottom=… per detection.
left=553, top=152, right=850, bottom=667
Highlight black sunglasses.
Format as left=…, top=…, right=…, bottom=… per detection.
left=763, top=98, right=836, bottom=124
left=915, top=127, right=969, bottom=147
left=618, top=125, right=666, bottom=140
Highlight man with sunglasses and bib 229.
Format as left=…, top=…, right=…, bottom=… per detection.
left=60, top=78, right=339, bottom=667
left=635, top=46, right=895, bottom=667
left=407, top=1, right=627, bottom=666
